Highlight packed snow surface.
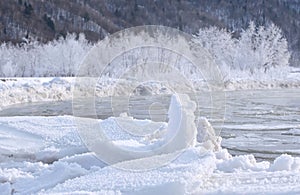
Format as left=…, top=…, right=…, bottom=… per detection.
left=0, top=115, right=300, bottom=194
left=0, top=77, right=300, bottom=194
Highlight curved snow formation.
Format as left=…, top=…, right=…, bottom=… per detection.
left=77, top=93, right=209, bottom=169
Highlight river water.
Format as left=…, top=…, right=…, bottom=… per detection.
left=1, top=88, right=299, bottom=161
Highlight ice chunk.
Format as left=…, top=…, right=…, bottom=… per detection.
left=217, top=154, right=270, bottom=172
left=269, top=154, right=300, bottom=172
left=86, top=93, right=198, bottom=168
left=164, top=93, right=197, bottom=150
left=196, top=117, right=221, bottom=151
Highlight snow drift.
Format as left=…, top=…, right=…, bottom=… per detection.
left=1, top=92, right=300, bottom=194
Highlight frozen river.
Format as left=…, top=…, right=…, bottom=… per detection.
left=1, top=88, right=299, bottom=161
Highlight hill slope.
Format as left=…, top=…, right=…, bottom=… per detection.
left=0, top=0, right=299, bottom=65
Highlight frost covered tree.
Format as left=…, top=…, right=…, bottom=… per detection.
left=40, top=33, right=91, bottom=76
left=236, top=21, right=290, bottom=73
left=234, top=22, right=258, bottom=73
left=193, top=26, right=236, bottom=76
left=0, top=23, right=290, bottom=78
left=193, top=22, right=290, bottom=78
left=0, top=33, right=92, bottom=77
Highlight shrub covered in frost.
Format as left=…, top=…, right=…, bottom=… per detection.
left=193, top=21, right=290, bottom=80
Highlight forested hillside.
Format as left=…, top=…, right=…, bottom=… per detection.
left=0, top=0, right=299, bottom=65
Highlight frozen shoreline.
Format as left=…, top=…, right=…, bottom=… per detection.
left=0, top=74, right=299, bottom=109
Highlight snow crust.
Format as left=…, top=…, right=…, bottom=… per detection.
left=0, top=115, right=300, bottom=194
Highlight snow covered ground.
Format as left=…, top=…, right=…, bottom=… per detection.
left=1, top=116, right=300, bottom=194
left=0, top=73, right=300, bottom=194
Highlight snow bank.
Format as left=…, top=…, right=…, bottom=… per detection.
left=1, top=115, right=300, bottom=194
left=0, top=77, right=73, bottom=109
left=224, top=78, right=300, bottom=91
left=0, top=74, right=299, bottom=109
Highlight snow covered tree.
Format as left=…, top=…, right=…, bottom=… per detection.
left=193, top=26, right=236, bottom=74
left=234, top=21, right=259, bottom=73
left=0, top=33, right=92, bottom=77
left=193, top=21, right=290, bottom=79
left=236, top=21, right=290, bottom=73
left=0, top=23, right=291, bottom=78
